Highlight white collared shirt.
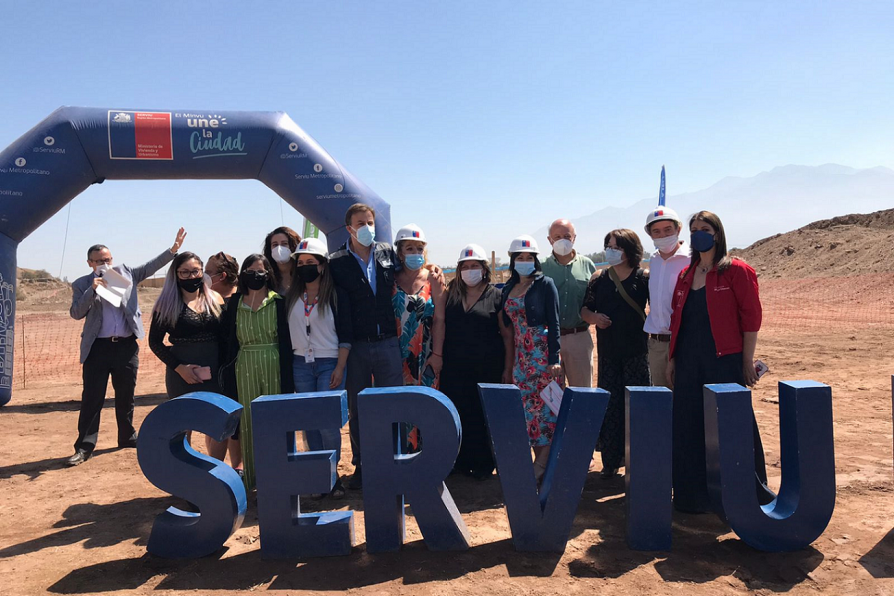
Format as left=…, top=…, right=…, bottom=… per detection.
left=643, top=241, right=691, bottom=335
left=288, top=297, right=340, bottom=359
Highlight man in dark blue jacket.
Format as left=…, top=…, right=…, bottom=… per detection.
left=328, top=204, right=403, bottom=489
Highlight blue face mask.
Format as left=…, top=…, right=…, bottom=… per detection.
left=354, top=224, right=376, bottom=247
left=514, top=260, right=536, bottom=277
left=404, top=254, right=425, bottom=270
left=604, top=247, right=625, bottom=266
left=690, top=230, right=715, bottom=253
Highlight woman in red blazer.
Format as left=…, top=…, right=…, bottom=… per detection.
left=666, top=210, right=774, bottom=513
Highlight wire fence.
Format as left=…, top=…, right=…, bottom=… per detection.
left=7, top=273, right=894, bottom=390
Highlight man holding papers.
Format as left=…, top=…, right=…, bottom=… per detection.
left=66, top=228, right=186, bottom=466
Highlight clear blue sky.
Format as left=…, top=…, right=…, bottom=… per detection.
left=2, top=1, right=892, bottom=279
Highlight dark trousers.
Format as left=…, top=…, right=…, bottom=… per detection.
left=74, top=337, right=139, bottom=454
left=345, top=336, right=404, bottom=469
left=596, top=351, right=651, bottom=470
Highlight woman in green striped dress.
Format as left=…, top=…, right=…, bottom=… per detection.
left=219, top=254, right=294, bottom=490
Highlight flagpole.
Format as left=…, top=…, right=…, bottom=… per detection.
left=659, top=165, right=666, bottom=207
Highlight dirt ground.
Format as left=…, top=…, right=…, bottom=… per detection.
left=3, top=282, right=894, bottom=595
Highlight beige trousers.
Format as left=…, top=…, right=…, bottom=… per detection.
left=648, top=337, right=671, bottom=389
left=561, top=330, right=594, bottom=388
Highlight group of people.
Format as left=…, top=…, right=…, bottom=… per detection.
left=66, top=202, right=773, bottom=513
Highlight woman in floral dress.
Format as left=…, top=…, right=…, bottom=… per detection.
left=500, top=235, right=562, bottom=481
left=392, top=224, right=445, bottom=452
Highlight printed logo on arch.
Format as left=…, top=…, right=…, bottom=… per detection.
left=108, top=111, right=173, bottom=160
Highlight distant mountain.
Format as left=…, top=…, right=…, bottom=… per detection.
left=535, top=164, right=894, bottom=255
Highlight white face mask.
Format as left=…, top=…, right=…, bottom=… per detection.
left=461, top=269, right=483, bottom=286
left=271, top=245, right=291, bottom=264
left=605, top=247, right=625, bottom=266
left=552, top=239, right=573, bottom=257
left=95, top=264, right=110, bottom=276
left=203, top=273, right=214, bottom=287
left=653, top=234, right=680, bottom=253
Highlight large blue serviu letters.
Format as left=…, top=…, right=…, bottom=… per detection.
left=252, top=391, right=353, bottom=559
left=703, top=381, right=836, bottom=552
left=134, top=381, right=837, bottom=558
left=478, top=384, right=610, bottom=552
left=625, top=386, right=673, bottom=551
left=358, top=386, right=471, bottom=552
left=137, top=392, right=247, bottom=559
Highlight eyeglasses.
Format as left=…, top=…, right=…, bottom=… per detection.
left=177, top=269, right=203, bottom=279
left=91, top=258, right=112, bottom=265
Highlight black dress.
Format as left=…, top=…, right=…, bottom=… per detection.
left=149, top=304, right=221, bottom=399
left=439, top=285, right=505, bottom=477
left=582, top=268, right=651, bottom=471
left=672, top=286, right=773, bottom=512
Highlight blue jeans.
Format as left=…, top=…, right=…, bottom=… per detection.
left=292, top=355, right=344, bottom=465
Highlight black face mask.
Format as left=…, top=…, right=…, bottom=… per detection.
left=295, top=264, right=321, bottom=284
left=242, top=270, right=268, bottom=291
left=177, top=277, right=204, bottom=293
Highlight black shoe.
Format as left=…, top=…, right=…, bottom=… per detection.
left=118, top=435, right=138, bottom=449
left=67, top=450, right=91, bottom=466
left=471, top=470, right=493, bottom=481
left=347, top=469, right=363, bottom=490
left=600, top=467, right=618, bottom=479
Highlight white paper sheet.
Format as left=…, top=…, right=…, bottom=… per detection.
left=540, top=380, right=564, bottom=417
left=95, top=268, right=131, bottom=308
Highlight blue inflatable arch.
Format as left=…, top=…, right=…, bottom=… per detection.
left=0, top=107, right=392, bottom=406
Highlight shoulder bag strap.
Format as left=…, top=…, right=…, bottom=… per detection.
left=608, top=267, right=646, bottom=322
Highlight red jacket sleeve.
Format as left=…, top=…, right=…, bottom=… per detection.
left=731, top=260, right=762, bottom=333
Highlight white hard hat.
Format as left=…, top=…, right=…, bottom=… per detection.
left=291, top=237, right=329, bottom=259
left=508, top=235, right=539, bottom=255
left=457, top=243, right=487, bottom=262
left=394, top=223, right=427, bottom=244
left=644, top=206, right=682, bottom=234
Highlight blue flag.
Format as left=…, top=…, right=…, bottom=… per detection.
left=659, top=165, right=666, bottom=206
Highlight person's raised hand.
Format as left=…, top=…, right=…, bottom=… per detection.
left=92, top=277, right=107, bottom=291
left=171, top=228, right=187, bottom=253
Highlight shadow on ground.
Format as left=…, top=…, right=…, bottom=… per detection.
left=0, top=498, right=167, bottom=560
left=858, top=526, right=894, bottom=578
left=0, top=392, right=167, bottom=415
left=568, top=490, right=824, bottom=591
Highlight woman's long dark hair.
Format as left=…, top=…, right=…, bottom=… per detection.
left=446, top=260, right=492, bottom=306
left=688, top=210, right=732, bottom=274
left=285, top=254, right=335, bottom=315
left=152, top=252, right=221, bottom=327
left=507, top=252, right=542, bottom=284
left=263, top=226, right=301, bottom=287
left=237, top=254, right=276, bottom=294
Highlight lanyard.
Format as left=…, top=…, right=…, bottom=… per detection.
left=303, top=292, right=318, bottom=336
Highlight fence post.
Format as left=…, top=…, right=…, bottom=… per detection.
left=19, top=314, right=25, bottom=389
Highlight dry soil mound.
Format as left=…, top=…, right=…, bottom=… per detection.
left=732, top=207, right=894, bottom=279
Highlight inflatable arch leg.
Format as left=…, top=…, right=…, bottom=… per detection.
left=0, top=233, right=16, bottom=406
left=703, top=381, right=835, bottom=552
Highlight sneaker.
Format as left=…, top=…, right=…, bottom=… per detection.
left=67, top=450, right=91, bottom=466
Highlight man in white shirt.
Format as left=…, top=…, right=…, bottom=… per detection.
left=642, top=207, right=690, bottom=388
